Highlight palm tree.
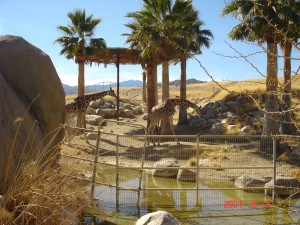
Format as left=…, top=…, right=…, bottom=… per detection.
left=55, top=9, right=106, bottom=127
left=222, top=0, right=294, bottom=135
left=124, top=0, right=177, bottom=133
left=278, top=0, right=300, bottom=135
left=171, top=0, right=213, bottom=125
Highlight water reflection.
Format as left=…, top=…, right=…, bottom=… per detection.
left=90, top=165, right=300, bottom=224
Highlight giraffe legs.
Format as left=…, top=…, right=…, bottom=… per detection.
left=169, top=116, right=179, bottom=145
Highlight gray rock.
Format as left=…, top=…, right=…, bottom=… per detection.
left=136, top=211, right=180, bottom=225
left=96, top=108, right=106, bottom=117
left=221, top=118, right=233, bottom=124
left=209, top=123, right=224, bottom=134
left=227, top=111, right=236, bottom=117
left=86, top=106, right=96, bottom=115
left=103, top=102, right=113, bottom=109
left=189, top=117, right=206, bottom=128
left=219, top=103, right=229, bottom=113
left=142, top=113, right=148, bottom=120
left=86, top=132, right=98, bottom=140
left=235, top=176, right=267, bottom=192
left=227, top=125, right=236, bottom=131
left=265, top=178, right=300, bottom=197
left=152, top=159, right=180, bottom=178
left=105, top=109, right=116, bottom=118
left=0, top=36, right=65, bottom=185
left=177, top=169, right=196, bottom=182
left=124, top=103, right=133, bottom=110
left=240, top=125, right=252, bottom=134
left=133, top=106, right=143, bottom=115
left=203, top=109, right=218, bottom=119
left=85, top=115, right=103, bottom=126
left=123, top=109, right=135, bottom=118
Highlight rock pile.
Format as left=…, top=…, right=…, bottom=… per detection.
left=188, top=94, right=264, bottom=135
left=85, top=99, right=145, bottom=126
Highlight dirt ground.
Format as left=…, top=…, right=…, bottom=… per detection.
left=62, top=114, right=298, bottom=182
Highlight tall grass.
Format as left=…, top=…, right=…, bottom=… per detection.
left=0, top=106, right=86, bottom=224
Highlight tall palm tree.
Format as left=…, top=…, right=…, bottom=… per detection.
left=222, top=0, right=295, bottom=135
left=55, top=9, right=106, bottom=127
left=171, top=0, right=213, bottom=125
left=124, top=0, right=177, bottom=133
left=277, top=0, right=300, bottom=135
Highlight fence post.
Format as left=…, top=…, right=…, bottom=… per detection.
left=137, top=126, right=147, bottom=205
left=196, top=135, right=200, bottom=206
left=116, top=134, right=120, bottom=211
left=90, top=129, right=102, bottom=204
left=272, top=137, right=277, bottom=203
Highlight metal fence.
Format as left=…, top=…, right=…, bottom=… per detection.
left=61, top=120, right=300, bottom=222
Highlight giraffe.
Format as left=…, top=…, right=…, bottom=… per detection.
left=147, top=98, right=201, bottom=144
left=64, top=88, right=117, bottom=143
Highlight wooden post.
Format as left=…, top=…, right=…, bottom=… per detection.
left=116, top=55, right=120, bottom=121
left=116, top=135, right=120, bottom=211
left=196, top=135, right=200, bottom=206
left=137, top=126, right=147, bottom=204
left=90, top=129, right=102, bottom=204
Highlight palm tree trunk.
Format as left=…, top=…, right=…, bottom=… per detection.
left=142, top=70, right=147, bottom=103
left=280, top=40, right=293, bottom=135
left=178, top=57, right=188, bottom=125
left=147, top=61, right=156, bottom=114
left=161, top=60, right=172, bottom=134
left=263, top=35, right=279, bottom=135
left=153, top=64, right=158, bottom=105
left=77, top=62, right=85, bottom=128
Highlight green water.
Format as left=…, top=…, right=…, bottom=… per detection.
left=89, top=164, right=300, bottom=225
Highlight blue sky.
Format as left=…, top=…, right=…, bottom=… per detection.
left=0, top=0, right=285, bottom=86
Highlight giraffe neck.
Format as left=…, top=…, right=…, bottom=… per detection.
left=83, top=90, right=110, bottom=103
left=169, top=99, right=199, bottom=110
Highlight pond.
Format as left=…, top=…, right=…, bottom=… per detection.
left=84, top=164, right=300, bottom=225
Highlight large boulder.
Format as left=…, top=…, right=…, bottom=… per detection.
left=265, top=178, right=300, bottom=197
left=235, top=176, right=267, bottom=192
left=136, top=211, right=180, bottom=225
left=152, top=159, right=180, bottom=178
left=0, top=35, right=65, bottom=192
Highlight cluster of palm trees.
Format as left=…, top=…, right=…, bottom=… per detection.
left=123, top=0, right=213, bottom=134
left=223, top=0, right=300, bottom=135
left=56, top=0, right=300, bottom=136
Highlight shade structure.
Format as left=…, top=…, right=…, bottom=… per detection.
left=85, top=47, right=142, bottom=120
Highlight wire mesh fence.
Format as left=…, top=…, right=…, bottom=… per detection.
left=61, top=120, right=300, bottom=222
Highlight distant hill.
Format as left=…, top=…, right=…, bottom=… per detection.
left=169, top=78, right=206, bottom=86
left=63, top=80, right=143, bottom=95
left=63, top=78, right=206, bottom=95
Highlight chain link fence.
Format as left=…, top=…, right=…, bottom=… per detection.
left=61, top=120, right=300, bottom=223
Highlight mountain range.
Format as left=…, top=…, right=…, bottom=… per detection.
left=63, top=78, right=206, bottom=95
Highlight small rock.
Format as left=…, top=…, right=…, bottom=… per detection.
left=96, top=108, right=106, bottom=117
left=209, top=123, right=224, bottom=135
left=136, top=211, right=180, bottom=225
left=152, top=159, right=180, bottom=178
left=235, top=176, right=267, bottom=192
left=227, top=125, right=236, bottom=130
left=240, top=125, right=252, bottom=134
left=177, top=169, right=196, bottom=182
left=123, top=109, right=135, bottom=118
left=142, top=113, right=148, bottom=120
left=86, top=132, right=98, bottom=140
left=85, top=115, right=103, bottom=126
left=86, top=107, right=96, bottom=115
